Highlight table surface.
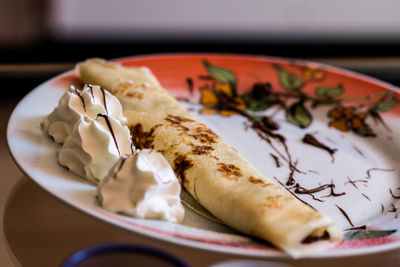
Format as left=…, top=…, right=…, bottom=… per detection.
left=2, top=58, right=400, bottom=267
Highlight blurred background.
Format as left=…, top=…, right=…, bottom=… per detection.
left=1, top=0, right=400, bottom=96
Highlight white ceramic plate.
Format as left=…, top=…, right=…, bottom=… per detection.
left=7, top=54, right=400, bottom=258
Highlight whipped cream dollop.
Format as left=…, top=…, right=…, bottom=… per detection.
left=98, top=149, right=185, bottom=223
left=58, top=114, right=133, bottom=183
left=42, top=84, right=125, bottom=144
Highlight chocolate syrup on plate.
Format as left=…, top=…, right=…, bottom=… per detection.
left=302, top=134, right=337, bottom=163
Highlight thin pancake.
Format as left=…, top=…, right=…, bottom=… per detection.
left=76, top=58, right=342, bottom=257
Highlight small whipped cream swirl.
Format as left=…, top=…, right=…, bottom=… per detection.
left=98, top=149, right=185, bottom=223
left=58, top=114, right=133, bottom=183
left=42, top=84, right=125, bottom=144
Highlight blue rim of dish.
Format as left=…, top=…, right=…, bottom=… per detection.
left=62, top=243, right=189, bottom=267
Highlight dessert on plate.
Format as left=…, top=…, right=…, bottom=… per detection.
left=75, top=58, right=342, bottom=257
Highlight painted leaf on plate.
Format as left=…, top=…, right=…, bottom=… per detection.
left=315, top=84, right=344, bottom=98
left=311, top=98, right=340, bottom=108
left=203, top=61, right=237, bottom=96
left=344, top=230, right=397, bottom=240
left=376, top=92, right=398, bottom=112
left=241, top=93, right=279, bottom=112
left=286, top=102, right=313, bottom=128
left=274, top=65, right=304, bottom=91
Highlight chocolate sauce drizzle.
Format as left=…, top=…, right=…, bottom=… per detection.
left=286, top=161, right=297, bottom=186
left=388, top=204, right=398, bottom=219
left=365, top=168, right=395, bottom=179
left=352, top=145, right=365, bottom=157
left=389, top=204, right=397, bottom=212
left=335, top=204, right=354, bottom=227
left=321, top=180, right=346, bottom=198
left=269, top=153, right=282, bottom=168
left=100, top=87, right=109, bottom=114
left=75, top=87, right=86, bottom=112
left=389, top=188, right=400, bottom=199
left=302, top=133, right=337, bottom=163
left=87, top=84, right=95, bottom=98
left=293, top=184, right=324, bottom=202
left=235, top=108, right=305, bottom=182
left=344, top=225, right=367, bottom=231
left=293, top=183, right=332, bottom=195
left=250, top=120, right=304, bottom=181
left=361, top=193, right=371, bottom=201
left=113, top=155, right=128, bottom=179
left=291, top=180, right=345, bottom=201
left=216, top=97, right=396, bottom=227
left=97, top=114, right=121, bottom=156
left=273, top=177, right=317, bottom=211
left=344, top=176, right=368, bottom=189
left=248, top=117, right=347, bottom=204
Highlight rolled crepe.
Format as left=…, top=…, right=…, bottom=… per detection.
left=76, top=58, right=342, bottom=257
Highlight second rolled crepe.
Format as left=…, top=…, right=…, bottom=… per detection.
left=76, top=58, right=342, bottom=257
